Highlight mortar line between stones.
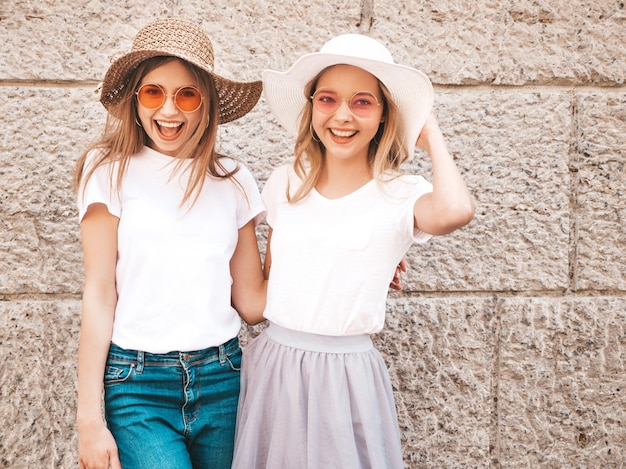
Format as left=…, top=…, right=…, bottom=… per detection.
left=1, top=80, right=625, bottom=93
left=393, top=290, right=626, bottom=298
left=0, top=80, right=101, bottom=88
left=3, top=290, right=625, bottom=302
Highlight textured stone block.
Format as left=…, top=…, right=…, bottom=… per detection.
left=0, top=300, right=81, bottom=469
left=0, top=87, right=103, bottom=294
left=497, top=297, right=626, bottom=467
left=374, top=1, right=626, bottom=86
left=0, top=0, right=360, bottom=82
left=379, top=296, right=497, bottom=467
left=575, top=91, right=626, bottom=291
left=400, top=89, right=572, bottom=292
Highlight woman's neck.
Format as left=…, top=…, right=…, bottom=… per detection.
left=315, top=157, right=372, bottom=199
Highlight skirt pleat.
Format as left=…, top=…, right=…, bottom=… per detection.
left=232, top=323, right=404, bottom=469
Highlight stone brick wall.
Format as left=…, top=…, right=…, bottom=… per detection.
left=1, top=1, right=624, bottom=467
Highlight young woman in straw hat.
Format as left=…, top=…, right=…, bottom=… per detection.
left=74, top=19, right=266, bottom=469
left=232, top=34, right=474, bottom=468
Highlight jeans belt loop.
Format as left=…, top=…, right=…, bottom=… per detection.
left=136, top=350, right=145, bottom=374
left=218, top=343, right=226, bottom=365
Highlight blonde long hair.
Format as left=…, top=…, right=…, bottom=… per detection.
left=74, top=56, right=240, bottom=207
left=288, top=67, right=408, bottom=203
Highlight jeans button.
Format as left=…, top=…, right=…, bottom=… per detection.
left=182, top=353, right=190, bottom=361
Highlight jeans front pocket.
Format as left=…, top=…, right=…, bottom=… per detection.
left=224, top=346, right=242, bottom=372
left=104, top=362, right=135, bottom=386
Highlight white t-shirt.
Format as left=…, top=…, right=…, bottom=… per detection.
left=262, top=164, right=433, bottom=336
left=78, top=146, right=265, bottom=353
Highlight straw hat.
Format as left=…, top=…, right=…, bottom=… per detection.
left=100, top=18, right=262, bottom=124
left=262, top=34, right=433, bottom=156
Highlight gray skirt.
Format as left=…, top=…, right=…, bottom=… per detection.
left=232, top=323, right=404, bottom=469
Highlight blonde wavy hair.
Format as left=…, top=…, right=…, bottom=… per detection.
left=288, top=67, right=409, bottom=203
left=74, top=56, right=240, bottom=207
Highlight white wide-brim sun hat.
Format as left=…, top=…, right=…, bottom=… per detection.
left=262, top=34, right=434, bottom=158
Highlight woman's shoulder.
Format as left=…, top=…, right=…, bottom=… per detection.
left=84, top=146, right=107, bottom=164
left=379, top=171, right=432, bottom=197
left=216, top=154, right=239, bottom=170
left=81, top=147, right=119, bottom=176
left=215, top=156, right=262, bottom=193
left=393, top=172, right=429, bottom=185
left=214, top=155, right=250, bottom=178
left=269, top=161, right=306, bottom=182
left=268, top=163, right=293, bottom=180
left=262, top=162, right=300, bottom=197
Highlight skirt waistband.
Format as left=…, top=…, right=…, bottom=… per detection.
left=265, top=323, right=373, bottom=353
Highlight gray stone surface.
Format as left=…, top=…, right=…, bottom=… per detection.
left=0, top=87, right=100, bottom=295
left=0, top=300, right=80, bottom=469
left=576, top=91, right=626, bottom=291
left=496, top=297, right=626, bottom=467
left=403, top=89, right=573, bottom=292
left=1, top=0, right=624, bottom=467
left=373, top=1, right=626, bottom=86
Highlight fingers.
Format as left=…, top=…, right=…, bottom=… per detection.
left=415, top=112, right=443, bottom=152
left=109, top=454, right=123, bottom=469
left=78, top=431, right=121, bottom=469
left=389, top=260, right=407, bottom=291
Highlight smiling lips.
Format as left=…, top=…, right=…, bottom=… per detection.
left=330, top=128, right=357, bottom=139
left=156, top=120, right=184, bottom=140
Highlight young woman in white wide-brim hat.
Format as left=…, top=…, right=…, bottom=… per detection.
left=233, top=34, right=474, bottom=468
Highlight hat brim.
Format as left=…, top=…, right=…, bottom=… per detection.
left=262, top=52, right=433, bottom=157
left=101, top=50, right=262, bottom=124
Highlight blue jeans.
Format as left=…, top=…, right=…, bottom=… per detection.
left=103, top=338, right=241, bottom=469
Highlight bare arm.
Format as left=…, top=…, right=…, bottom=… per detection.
left=413, top=113, right=474, bottom=235
left=263, top=228, right=273, bottom=280
left=76, top=203, right=122, bottom=469
left=230, top=220, right=267, bottom=325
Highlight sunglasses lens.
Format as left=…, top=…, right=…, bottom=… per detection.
left=312, top=89, right=379, bottom=117
left=312, top=90, right=340, bottom=114
left=349, top=92, right=378, bottom=117
left=137, top=84, right=165, bottom=109
left=175, top=87, right=203, bottom=112
left=137, top=85, right=203, bottom=112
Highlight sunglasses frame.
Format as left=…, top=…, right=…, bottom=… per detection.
left=310, top=87, right=382, bottom=117
left=135, top=83, right=204, bottom=113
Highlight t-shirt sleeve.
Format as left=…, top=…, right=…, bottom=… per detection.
left=402, top=174, right=434, bottom=244
left=76, top=150, right=122, bottom=222
left=411, top=176, right=433, bottom=244
left=234, top=164, right=266, bottom=229
left=261, top=164, right=291, bottom=228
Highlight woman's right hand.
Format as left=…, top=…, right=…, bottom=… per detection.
left=78, top=421, right=122, bottom=469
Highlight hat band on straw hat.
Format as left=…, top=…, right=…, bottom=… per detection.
left=100, top=18, right=261, bottom=124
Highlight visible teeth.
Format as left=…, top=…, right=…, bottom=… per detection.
left=157, top=121, right=182, bottom=128
left=331, top=129, right=356, bottom=137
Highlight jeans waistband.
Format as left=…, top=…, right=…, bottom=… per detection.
left=107, top=337, right=239, bottom=369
